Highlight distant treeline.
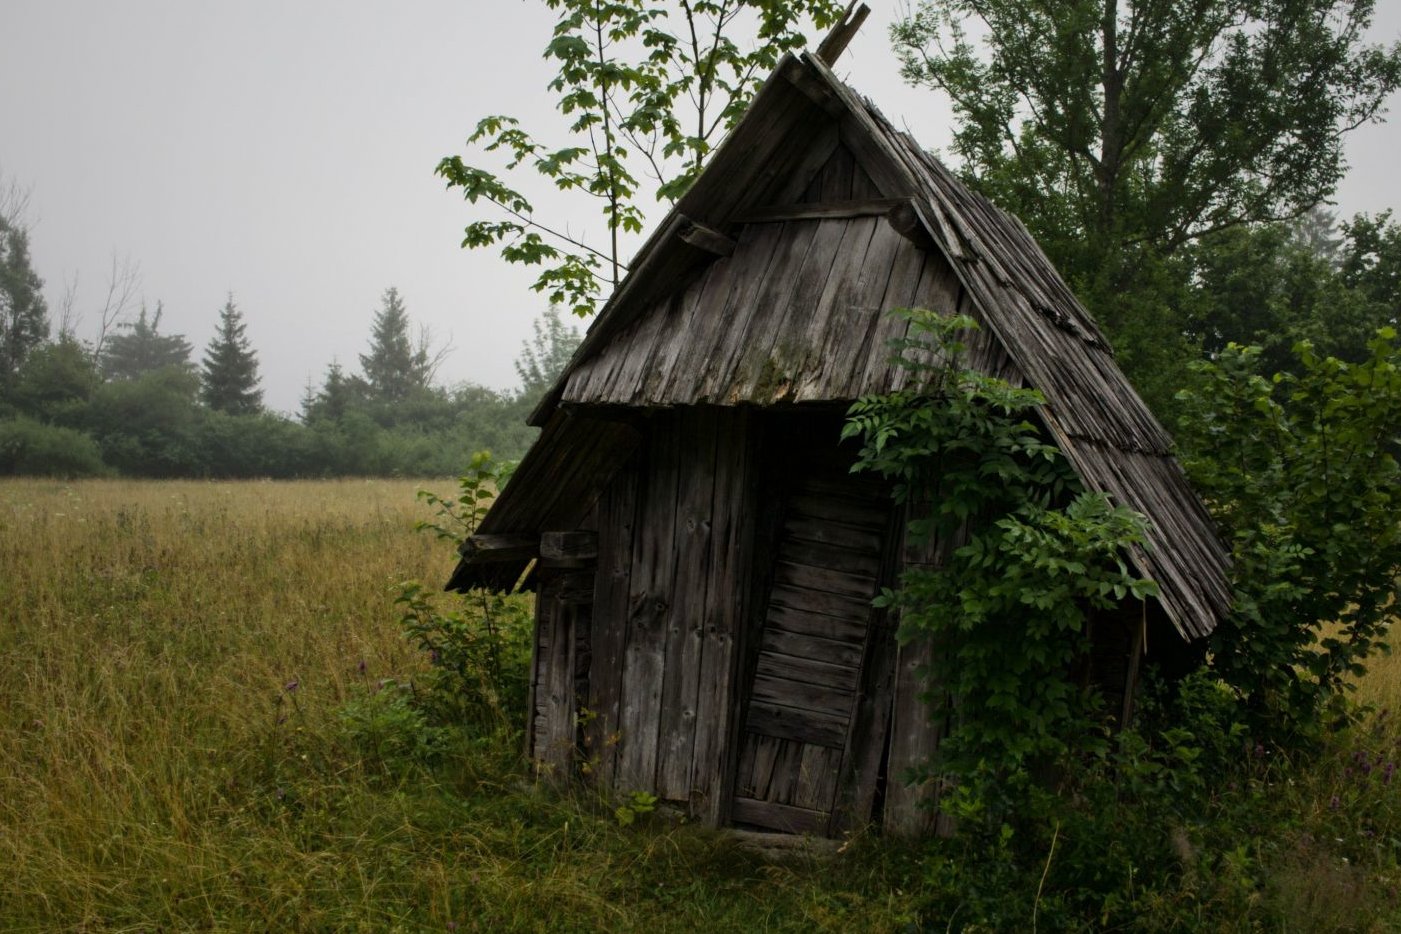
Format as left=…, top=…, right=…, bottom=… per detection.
left=0, top=269, right=579, bottom=478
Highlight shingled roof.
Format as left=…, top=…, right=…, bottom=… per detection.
left=452, top=48, right=1232, bottom=641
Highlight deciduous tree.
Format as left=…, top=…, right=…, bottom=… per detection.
left=514, top=305, right=581, bottom=397
left=892, top=0, right=1401, bottom=401
left=0, top=201, right=48, bottom=395
left=437, top=0, right=844, bottom=317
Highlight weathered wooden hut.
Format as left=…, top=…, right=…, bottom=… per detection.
left=447, top=16, right=1232, bottom=836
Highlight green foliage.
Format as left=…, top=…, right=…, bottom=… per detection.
left=400, top=453, right=532, bottom=734
left=337, top=679, right=450, bottom=774
left=613, top=790, right=658, bottom=826
left=200, top=295, right=262, bottom=415
left=99, top=303, right=194, bottom=382
left=844, top=309, right=1156, bottom=820
left=1183, top=211, right=1401, bottom=379
left=437, top=0, right=844, bottom=316
left=0, top=212, right=48, bottom=393
left=415, top=449, right=518, bottom=544
left=892, top=0, right=1401, bottom=279
left=892, top=0, right=1401, bottom=415
left=515, top=305, right=582, bottom=396
left=0, top=416, right=106, bottom=477
left=1175, top=329, right=1401, bottom=740
left=10, top=334, right=101, bottom=424
left=84, top=366, right=205, bottom=477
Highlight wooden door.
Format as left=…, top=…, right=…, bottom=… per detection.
left=730, top=444, right=893, bottom=835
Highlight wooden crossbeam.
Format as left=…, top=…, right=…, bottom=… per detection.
left=678, top=216, right=737, bottom=256
left=732, top=197, right=906, bottom=224
left=458, top=533, right=538, bottom=563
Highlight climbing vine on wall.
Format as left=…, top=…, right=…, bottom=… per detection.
left=844, top=309, right=1157, bottom=822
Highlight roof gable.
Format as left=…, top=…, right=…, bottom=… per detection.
left=467, top=52, right=1232, bottom=641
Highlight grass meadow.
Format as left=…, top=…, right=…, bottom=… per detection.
left=1, top=479, right=1398, bottom=931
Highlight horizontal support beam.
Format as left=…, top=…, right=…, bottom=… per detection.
left=678, top=215, right=737, bottom=256
left=458, top=533, right=538, bottom=563
left=540, top=530, right=599, bottom=561
left=732, top=198, right=907, bottom=224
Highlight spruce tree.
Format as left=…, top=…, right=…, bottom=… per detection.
left=200, top=295, right=262, bottom=414
left=358, top=287, right=429, bottom=403
left=0, top=213, right=49, bottom=394
left=100, top=303, right=194, bottom=381
left=302, top=361, right=362, bottom=423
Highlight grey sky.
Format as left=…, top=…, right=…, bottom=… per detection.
left=3, top=2, right=1398, bottom=413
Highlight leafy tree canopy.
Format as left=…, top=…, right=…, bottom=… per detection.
left=514, top=305, right=582, bottom=397
left=438, top=0, right=845, bottom=317
left=0, top=211, right=48, bottom=393
left=200, top=295, right=263, bottom=415
left=892, top=0, right=1401, bottom=289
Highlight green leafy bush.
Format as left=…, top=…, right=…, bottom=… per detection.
left=1176, top=327, right=1401, bottom=741
left=399, top=453, right=532, bottom=734
left=845, top=310, right=1156, bottom=822
left=337, top=680, right=450, bottom=774
left=0, top=416, right=107, bottom=477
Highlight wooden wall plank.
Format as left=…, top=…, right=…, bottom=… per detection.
left=585, top=451, right=641, bottom=787
left=882, top=634, right=946, bottom=836
left=538, top=583, right=578, bottom=777
left=690, top=409, right=758, bottom=824
left=731, top=797, right=829, bottom=835
left=759, top=628, right=865, bottom=669
left=656, top=409, right=720, bottom=800
left=615, top=417, right=682, bottom=794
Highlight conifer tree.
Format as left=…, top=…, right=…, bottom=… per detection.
left=358, top=287, right=429, bottom=403
left=302, top=360, right=362, bottom=423
left=200, top=295, right=262, bottom=414
left=100, top=303, right=193, bottom=381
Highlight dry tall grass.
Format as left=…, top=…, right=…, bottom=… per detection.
left=2, top=478, right=1397, bottom=930
left=0, top=479, right=454, bottom=928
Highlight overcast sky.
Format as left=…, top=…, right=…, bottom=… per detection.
left=3, top=2, right=1398, bottom=413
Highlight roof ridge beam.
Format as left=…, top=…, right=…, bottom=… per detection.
left=815, top=3, right=871, bottom=67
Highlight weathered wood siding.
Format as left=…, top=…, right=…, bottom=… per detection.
left=582, top=407, right=759, bottom=814
left=528, top=567, right=596, bottom=777
left=561, top=144, right=1020, bottom=410
left=730, top=431, right=896, bottom=835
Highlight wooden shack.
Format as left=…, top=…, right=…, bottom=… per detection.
left=446, top=19, right=1232, bottom=837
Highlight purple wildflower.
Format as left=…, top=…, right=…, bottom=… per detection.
left=1385, top=762, right=1396, bottom=785
left=1329, top=795, right=1341, bottom=811
left=357, top=659, right=367, bottom=675
left=284, top=680, right=299, bottom=694
left=430, top=649, right=441, bottom=665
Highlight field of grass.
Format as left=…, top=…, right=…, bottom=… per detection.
left=1, top=478, right=1398, bottom=931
